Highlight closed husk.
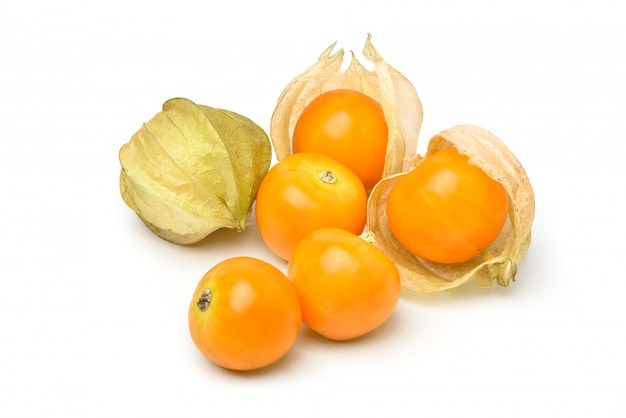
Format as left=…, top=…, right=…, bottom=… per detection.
left=119, top=97, right=271, bottom=244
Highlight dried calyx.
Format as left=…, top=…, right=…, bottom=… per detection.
left=119, top=97, right=271, bottom=244
left=367, top=124, right=535, bottom=292
left=270, top=34, right=423, bottom=180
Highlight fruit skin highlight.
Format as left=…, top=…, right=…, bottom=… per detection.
left=386, top=147, right=510, bottom=264
left=288, top=228, right=401, bottom=341
left=188, top=257, right=301, bottom=371
left=255, top=152, right=367, bottom=261
left=293, top=89, right=389, bottom=190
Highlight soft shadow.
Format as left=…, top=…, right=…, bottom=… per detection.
left=189, top=226, right=252, bottom=250
left=190, top=340, right=302, bottom=379
left=183, top=216, right=287, bottom=270
left=398, top=275, right=522, bottom=307
left=296, top=307, right=406, bottom=348
left=398, top=247, right=543, bottom=307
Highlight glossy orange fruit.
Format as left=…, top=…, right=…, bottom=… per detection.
left=292, top=89, right=389, bottom=190
left=386, top=147, right=510, bottom=264
left=188, top=257, right=301, bottom=371
left=255, top=152, right=367, bottom=261
left=288, top=227, right=401, bottom=341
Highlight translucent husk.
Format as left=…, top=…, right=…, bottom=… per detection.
left=270, top=34, right=423, bottom=179
left=119, top=97, right=271, bottom=244
left=367, top=124, right=535, bottom=292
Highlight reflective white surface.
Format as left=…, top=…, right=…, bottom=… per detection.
left=1, top=1, right=624, bottom=416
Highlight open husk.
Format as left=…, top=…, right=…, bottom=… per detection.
left=270, top=34, right=423, bottom=179
left=367, top=124, right=535, bottom=292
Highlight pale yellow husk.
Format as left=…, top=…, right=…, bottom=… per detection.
left=367, top=124, right=535, bottom=292
left=119, top=97, right=271, bottom=244
left=270, top=34, right=423, bottom=178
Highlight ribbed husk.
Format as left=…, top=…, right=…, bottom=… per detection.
left=270, top=34, right=423, bottom=179
left=119, top=98, right=271, bottom=245
left=367, top=124, right=535, bottom=292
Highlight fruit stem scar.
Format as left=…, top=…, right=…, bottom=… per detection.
left=197, top=289, right=212, bottom=312
left=317, top=170, right=336, bottom=184
left=360, top=230, right=376, bottom=245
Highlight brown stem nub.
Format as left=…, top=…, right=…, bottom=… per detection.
left=196, top=289, right=212, bottom=312
left=317, top=170, right=336, bottom=184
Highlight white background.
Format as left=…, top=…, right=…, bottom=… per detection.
left=2, top=1, right=625, bottom=416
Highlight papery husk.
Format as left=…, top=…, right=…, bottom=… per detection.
left=367, top=124, right=535, bottom=292
left=270, top=34, right=423, bottom=178
left=119, top=97, right=271, bottom=245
